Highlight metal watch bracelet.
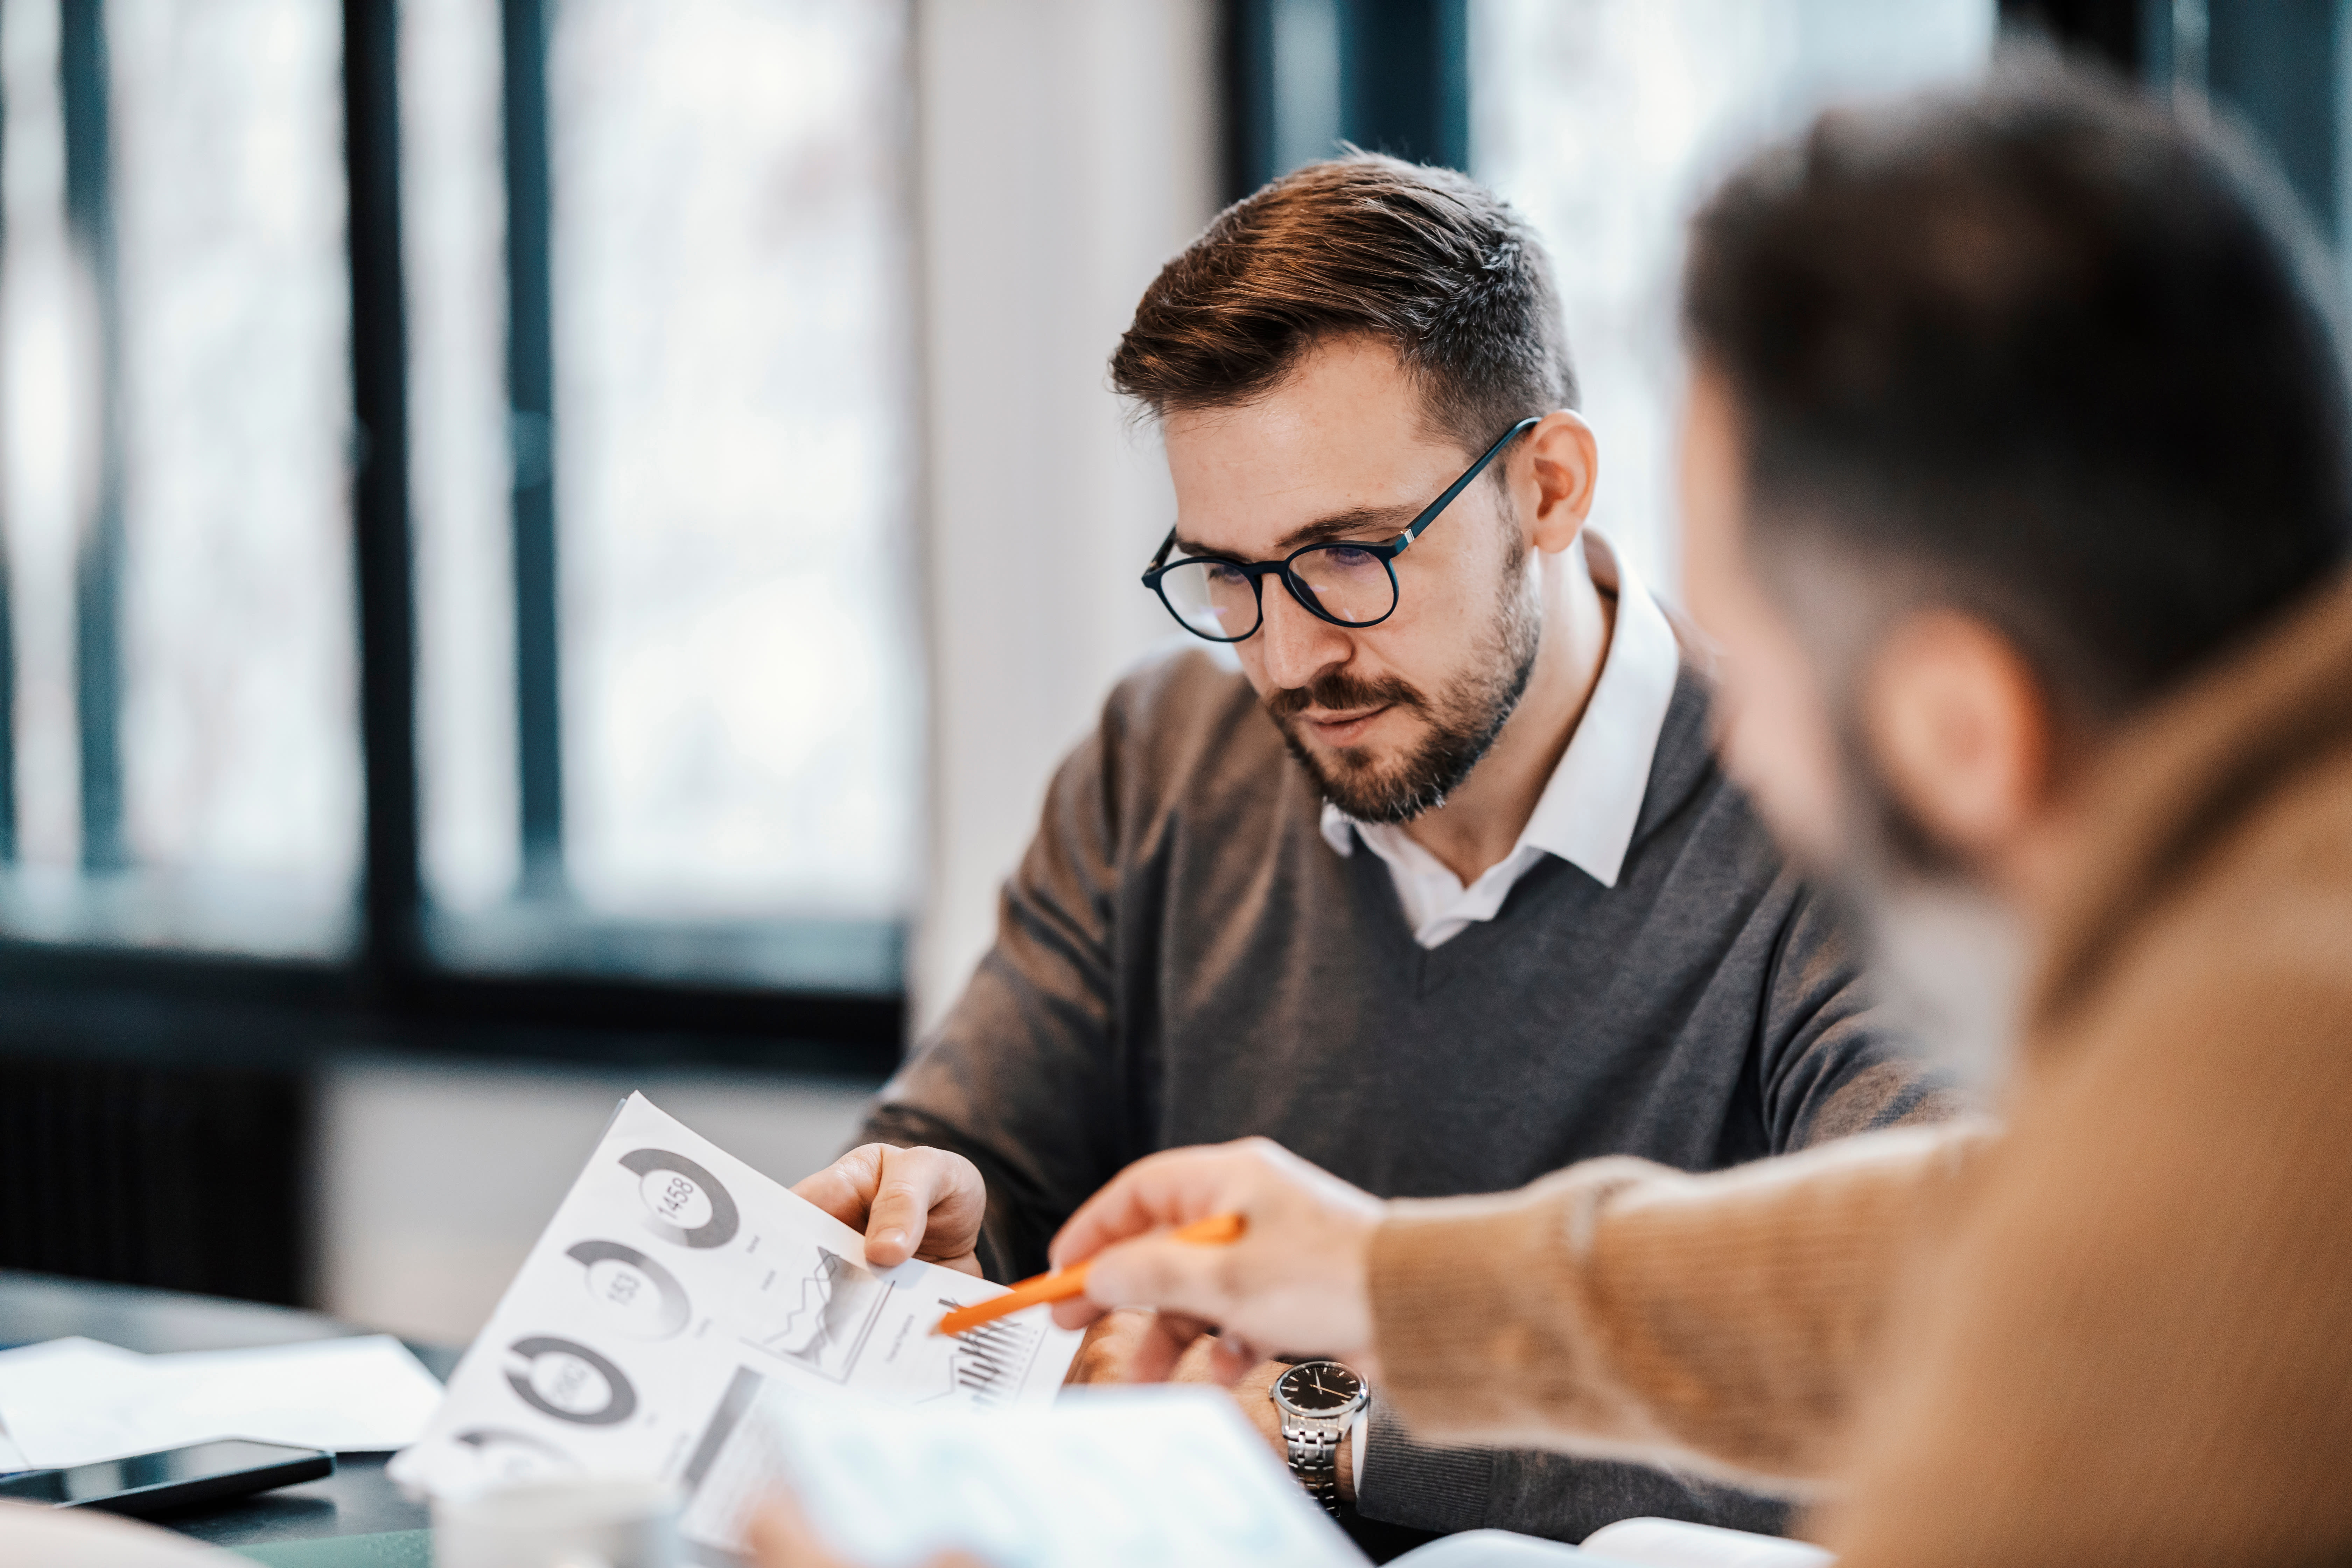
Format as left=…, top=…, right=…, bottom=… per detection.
left=1281, top=1420, right=1346, bottom=1515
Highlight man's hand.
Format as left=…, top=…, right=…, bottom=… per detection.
left=791, top=1144, right=987, bottom=1276
left=1063, top=1308, right=1156, bottom=1385
left=1045, top=1137, right=1385, bottom=1378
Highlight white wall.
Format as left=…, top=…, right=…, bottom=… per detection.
left=317, top=2, right=1220, bottom=1343
left=316, top=1059, right=873, bottom=1343
left=910, top=0, right=1220, bottom=1032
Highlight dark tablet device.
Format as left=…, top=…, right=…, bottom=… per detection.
left=0, top=1438, right=336, bottom=1518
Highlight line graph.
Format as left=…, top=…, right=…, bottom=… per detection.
left=743, top=1245, right=889, bottom=1382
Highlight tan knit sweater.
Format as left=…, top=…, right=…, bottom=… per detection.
left=1368, top=574, right=2352, bottom=1565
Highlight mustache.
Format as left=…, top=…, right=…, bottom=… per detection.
left=1262, top=670, right=1426, bottom=722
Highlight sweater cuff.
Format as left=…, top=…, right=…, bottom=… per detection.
left=1368, top=1159, right=1658, bottom=1438
left=1352, top=1390, right=1496, bottom=1532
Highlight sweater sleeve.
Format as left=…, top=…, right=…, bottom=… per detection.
left=1820, top=950, right=2352, bottom=1568
left=1367, top=1119, right=1995, bottom=1488
left=1353, top=1402, right=1795, bottom=1541
left=856, top=705, right=1138, bottom=1282
left=1756, top=880, right=1974, bottom=1152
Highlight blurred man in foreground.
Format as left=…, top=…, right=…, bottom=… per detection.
left=1048, top=65, right=2352, bottom=1565
left=792, top=155, right=1954, bottom=1541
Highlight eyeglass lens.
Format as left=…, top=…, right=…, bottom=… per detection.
left=1156, top=544, right=1398, bottom=640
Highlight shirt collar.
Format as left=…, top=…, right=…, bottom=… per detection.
left=1317, top=530, right=1682, bottom=890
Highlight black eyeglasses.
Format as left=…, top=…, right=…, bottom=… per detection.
left=1141, top=416, right=1542, bottom=644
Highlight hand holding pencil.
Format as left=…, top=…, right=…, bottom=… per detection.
left=1027, top=1137, right=1390, bottom=1385
left=934, top=1212, right=1247, bottom=1336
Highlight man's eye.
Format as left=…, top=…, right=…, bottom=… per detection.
left=1322, top=546, right=1377, bottom=569
left=1203, top=562, right=1249, bottom=586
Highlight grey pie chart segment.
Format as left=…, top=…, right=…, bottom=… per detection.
left=566, top=1238, right=693, bottom=1339
left=619, top=1147, right=741, bottom=1248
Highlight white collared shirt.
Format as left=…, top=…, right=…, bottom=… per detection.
left=1318, top=530, right=1682, bottom=948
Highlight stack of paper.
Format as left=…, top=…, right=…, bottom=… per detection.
left=0, top=1335, right=446, bottom=1470
left=392, top=1093, right=1085, bottom=1518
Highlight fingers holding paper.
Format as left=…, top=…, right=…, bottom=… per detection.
left=790, top=1143, right=988, bottom=1276
left=1046, top=1138, right=1384, bottom=1377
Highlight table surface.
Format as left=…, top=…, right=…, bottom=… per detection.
left=0, top=1269, right=462, bottom=1550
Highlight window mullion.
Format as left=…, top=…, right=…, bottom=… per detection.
left=502, top=0, right=561, bottom=900
left=347, top=0, right=423, bottom=980
left=0, top=7, right=16, bottom=866
left=59, top=0, right=121, bottom=873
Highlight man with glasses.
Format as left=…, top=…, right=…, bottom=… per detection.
left=792, top=154, right=1958, bottom=1546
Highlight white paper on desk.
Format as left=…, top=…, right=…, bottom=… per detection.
left=1575, top=1519, right=1834, bottom=1568
left=682, top=1385, right=1368, bottom=1568
left=391, top=1092, right=1083, bottom=1534
left=0, top=1334, right=445, bottom=1467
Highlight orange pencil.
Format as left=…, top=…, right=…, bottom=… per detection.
left=931, top=1212, right=1245, bottom=1336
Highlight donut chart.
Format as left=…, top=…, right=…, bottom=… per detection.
left=620, top=1147, right=741, bottom=1248
left=566, top=1238, right=692, bottom=1338
left=504, top=1335, right=638, bottom=1426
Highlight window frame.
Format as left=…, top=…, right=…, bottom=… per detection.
left=0, top=0, right=904, bottom=1078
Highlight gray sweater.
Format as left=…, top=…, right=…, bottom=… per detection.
left=866, top=649, right=1957, bottom=1543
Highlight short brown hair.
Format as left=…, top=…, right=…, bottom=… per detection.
left=1683, top=61, right=2352, bottom=718
left=1110, top=153, right=1576, bottom=455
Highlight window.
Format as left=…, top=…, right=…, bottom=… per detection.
left=404, top=0, right=919, bottom=992
left=0, top=0, right=359, bottom=957
left=1469, top=0, right=1994, bottom=591
left=2, top=0, right=2328, bottom=1064
left=0, top=0, right=919, bottom=1058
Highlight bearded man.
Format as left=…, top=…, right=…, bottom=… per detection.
left=1038, top=67, right=2352, bottom=1568
left=791, top=154, right=1957, bottom=1546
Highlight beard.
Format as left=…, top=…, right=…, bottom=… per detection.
left=1862, top=876, right=2026, bottom=1096
left=1752, top=533, right=2031, bottom=1094
left=1264, top=550, right=1544, bottom=824
left=1833, top=736, right=2028, bottom=1096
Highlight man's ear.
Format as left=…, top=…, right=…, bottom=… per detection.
left=1523, top=410, right=1599, bottom=553
left=1859, top=610, right=2055, bottom=864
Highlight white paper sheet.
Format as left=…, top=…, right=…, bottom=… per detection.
left=0, top=1334, right=445, bottom=1467
left=1577, top=1519, right=1834, bottom=1568
left=698, top=1385, right=1369, bottom=1568
left=390, top=1091, right=1084, bottom=1544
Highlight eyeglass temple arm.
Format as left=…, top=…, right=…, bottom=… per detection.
left=1391, top=415, right=1545, bottom=556
left=1143, top=526, right=1179, bottom=579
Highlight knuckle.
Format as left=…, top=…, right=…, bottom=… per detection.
left=1236, top=1136, right=1283, bottom=1171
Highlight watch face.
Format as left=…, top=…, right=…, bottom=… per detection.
left=1274, top=1360, right=1363, bottom=1415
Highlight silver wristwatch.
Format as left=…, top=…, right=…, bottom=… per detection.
left=1269, top=1359, right=1368, bottom=1517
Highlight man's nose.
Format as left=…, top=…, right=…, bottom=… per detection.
left=1255, top=578, right=1351, bottom=692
